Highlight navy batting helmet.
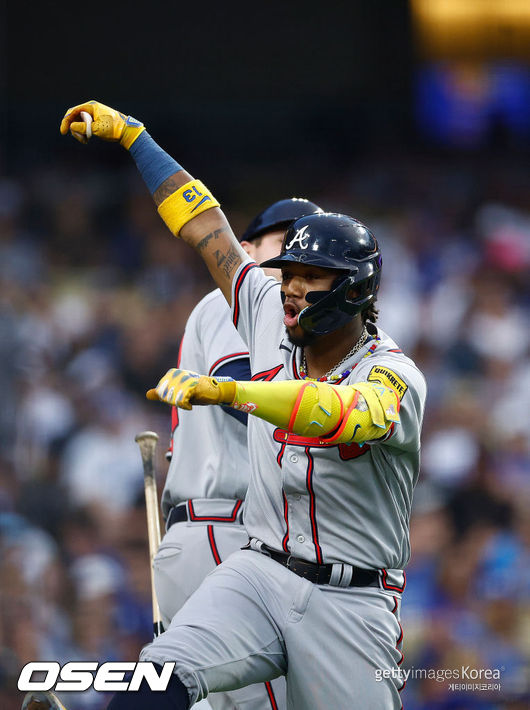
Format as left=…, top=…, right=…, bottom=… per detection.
left=261, top=212, right=382, bottom=336
left=241, top=198, right=323, bottom=242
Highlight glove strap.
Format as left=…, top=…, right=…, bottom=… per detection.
left=158, top=180, right=220, bottom=237
left=120, top=116, right=146, bottom=150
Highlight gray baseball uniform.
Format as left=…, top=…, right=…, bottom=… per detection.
left=154, top=288, right=285, bottom=710
left=160, top=289, right=250, bottom=518
left=142, top=262, right=426, bottom=710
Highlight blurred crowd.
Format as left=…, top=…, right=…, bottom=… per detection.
left=0, top=149, right=528, bottom=710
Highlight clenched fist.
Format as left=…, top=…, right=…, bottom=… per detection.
left=60, top=100, right=145, bottom=149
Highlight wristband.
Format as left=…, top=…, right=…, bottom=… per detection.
left=158, top=180, right=220, bottom=237
left=129, top=131, right=183, bottom=195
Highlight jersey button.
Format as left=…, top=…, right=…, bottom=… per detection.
left=296, top=535, right=305, bottom=543
left=293, top=494, right=301, bottom=501
left=290, top=454, right=299, bottom=463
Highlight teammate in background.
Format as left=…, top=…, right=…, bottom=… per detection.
left=156, top=197, right=321, bottom=710
left=28, top=102, right=426, bottom=710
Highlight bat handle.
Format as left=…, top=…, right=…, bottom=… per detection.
left=80, top=110, right=93, bottom=139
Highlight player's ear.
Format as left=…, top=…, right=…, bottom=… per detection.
left=240, top=240, right=255, bottom=258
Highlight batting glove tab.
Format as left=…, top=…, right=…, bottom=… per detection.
left=60, top=100, right=145, bottom=149
left=146, top=368, right=236, bottom=410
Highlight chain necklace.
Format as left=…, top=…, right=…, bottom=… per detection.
left=300, top=327, right=370, bottom=381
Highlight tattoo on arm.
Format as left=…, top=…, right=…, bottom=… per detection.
left=222, top=246, right=240, bottom=279
left=154, top=175, right=186, bottom=206
left=214, top=249, right=226, bottom=267
left=197, top=228, right=225, bottom=252
left=194, top=228, right=243, bottom=286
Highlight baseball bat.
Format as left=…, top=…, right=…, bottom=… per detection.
left=134, top=430, right=165, bottom=638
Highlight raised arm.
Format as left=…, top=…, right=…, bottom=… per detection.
left=60, top=100, right=248, bottom=303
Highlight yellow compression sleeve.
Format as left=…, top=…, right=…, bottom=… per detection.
left=217, top=379, right=400, bottom=444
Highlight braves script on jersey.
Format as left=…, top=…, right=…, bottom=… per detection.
left=232, top=260, right=427, bottom=578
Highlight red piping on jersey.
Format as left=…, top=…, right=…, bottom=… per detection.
left=232, top=262, right=258, bottom=328
left=251, top=364, right=284, bottom=381
left=276, top=441, right=286, bottom=466
left=264, top=681, right=279, bottom=710
left=177, top=336, right=184, bottom=367
left=392, top=595, right=405, bottom=690
left=388, top=348, right=402, bottom=353
left=292, top=349, right=301, bottom=379
left=207, top=525, right=222, bottom=566
left=187, top=499, right=243, bottom=523
left=208, top=351, right=249, bottom=376
left=305, top=448, right=323, bottom=564
left=281, top=491, right=290, bottom=553
left=381, top=568, right=406, bottom=593
left=170, top=405, right=179, bottom=442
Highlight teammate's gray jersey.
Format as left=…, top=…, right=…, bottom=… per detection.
left=161, top=289, right=251, bottom=519
left=231, top=261, right=427, bottom=571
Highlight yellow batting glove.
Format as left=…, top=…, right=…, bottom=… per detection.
left=60, top=100, right=145, bottom=149
left=146, top=369, right=236, bottom=410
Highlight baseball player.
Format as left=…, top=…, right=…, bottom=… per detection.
left=24, top=101, right=426, bottom=710
left=155, top=197, right=322, bottom=710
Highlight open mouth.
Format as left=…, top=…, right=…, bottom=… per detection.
left=283, top=302, right=300, bottom=328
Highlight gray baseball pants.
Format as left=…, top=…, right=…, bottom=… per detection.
left=143, top=548, right=404, bottom=709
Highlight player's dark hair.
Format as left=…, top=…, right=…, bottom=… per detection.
left=363, top=302, right=379, bottom=325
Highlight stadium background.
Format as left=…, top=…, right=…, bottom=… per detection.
left=1, top=1, right=529, bottom=708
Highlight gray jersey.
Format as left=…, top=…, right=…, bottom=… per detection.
left=161, top=289, right=251, bottom=519
left=231, top=261, right=427, bottom=573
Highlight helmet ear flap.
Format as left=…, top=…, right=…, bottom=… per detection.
left=331, top=275, right=365, bottom=310
left=343, top=276, right=361, bottom=304
left=344, top=275, right=375, bottom=305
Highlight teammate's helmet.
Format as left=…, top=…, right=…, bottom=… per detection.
left=241, top=198, right=323, bottom=242
left=261, top=212, right=382, bottom=336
